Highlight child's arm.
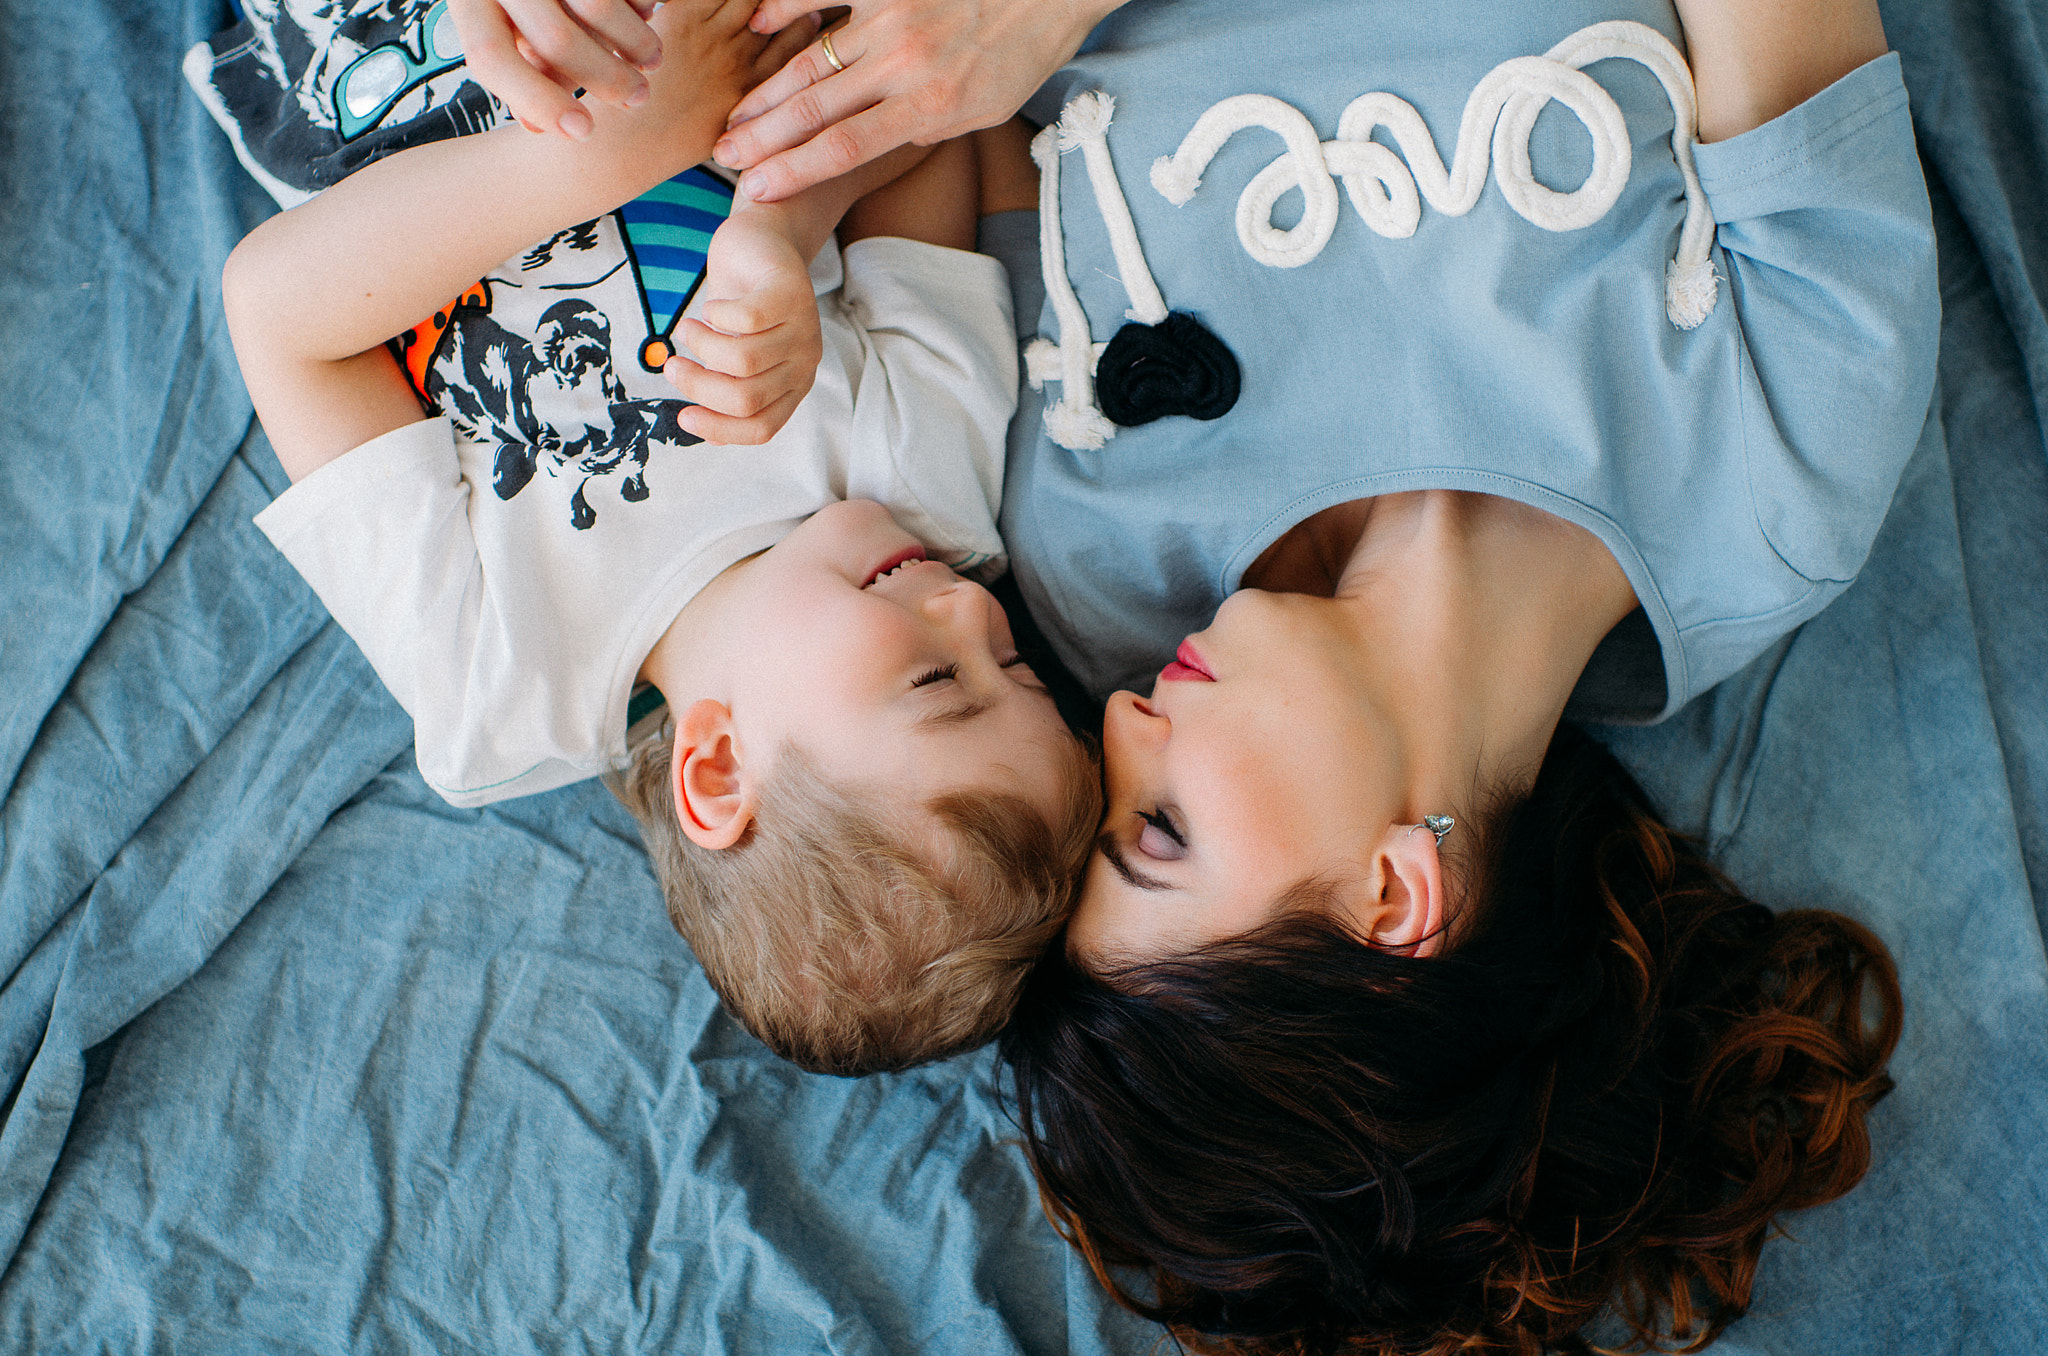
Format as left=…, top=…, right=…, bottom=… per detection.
left=1672, top=0, right=1888, bottom=142
left=223, top=0, right=787, bottom=482
left=663, top=117, right=1020, bottom=447
left=662, top=138, right=963, bottom=445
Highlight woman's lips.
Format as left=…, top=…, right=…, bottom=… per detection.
left=1159, top=639, right=1215, bottom=682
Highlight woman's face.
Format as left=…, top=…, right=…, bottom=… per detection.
left=1072, top=588, right=1429, bottom=963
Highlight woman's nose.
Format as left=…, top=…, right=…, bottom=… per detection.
left=1104, top=690, right=1170, bottom=757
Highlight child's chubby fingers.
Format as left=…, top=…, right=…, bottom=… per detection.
left=664, top=358, right=809, bottom=444
left=675, top=307, right=821, bottom=376
left=663, top=349, right=816, bottom=416
left=677, top=394, right=806, bottom=446
left=648, top=0, right=767, bottom=45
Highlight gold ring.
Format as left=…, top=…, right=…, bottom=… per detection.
left=819, top=28, right=846, bottom=72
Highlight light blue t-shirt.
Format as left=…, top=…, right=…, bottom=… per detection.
left=1002, top=0, right=1938, bottom=719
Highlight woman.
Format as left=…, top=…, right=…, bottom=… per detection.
left=468, top=0, right=1929, bottom=1349
left=985, top=0, right=1928, bottom=1347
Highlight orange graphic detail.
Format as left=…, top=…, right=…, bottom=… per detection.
left=397, top=280, right=491, bottom=397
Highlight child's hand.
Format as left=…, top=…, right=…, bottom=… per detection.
left=665, top=216, right=824, bottom=445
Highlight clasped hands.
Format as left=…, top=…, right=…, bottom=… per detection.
left=446, top=0, right=1114, bottom=443
left=449, top=0, right=1116, bottom=198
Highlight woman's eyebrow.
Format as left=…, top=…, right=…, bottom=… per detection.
left=1097, top=832, right=1175, bottom=892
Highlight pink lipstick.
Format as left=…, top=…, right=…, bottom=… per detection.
left=1158, top=639, right=1215, bottom=682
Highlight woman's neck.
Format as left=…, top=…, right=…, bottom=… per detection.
left=1249, top=491, right=1640, bottom=802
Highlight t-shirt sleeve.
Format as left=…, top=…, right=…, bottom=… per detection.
left=1691, top=51, right=1939, bottom=585
left=834, top=236, right=1018, bottom=580
left=251, top=417, right=593, bottom=807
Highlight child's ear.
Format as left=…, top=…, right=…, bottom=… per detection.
left=671, top=698, right=757, bottom=850
left=1364, top=821, right=1449, bottom=958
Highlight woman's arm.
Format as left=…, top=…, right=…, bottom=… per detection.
left=1672, top=0, right=1888, bottom=142
left=223, top=0, right=780, bottom=481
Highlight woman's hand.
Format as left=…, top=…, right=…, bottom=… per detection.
left=448, top=0, right=814, bottom=140
left=448, top=0, right=666, bottom=139
left=713, top=0, right=1127, bottom=202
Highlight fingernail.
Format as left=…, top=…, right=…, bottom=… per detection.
left=739, top=171, right=766, bottom=199
left=714, top=139, right=739, bottom=167
left=624, top=80, right=649, bottom=108
left=559, top=107, right=593, bottom=140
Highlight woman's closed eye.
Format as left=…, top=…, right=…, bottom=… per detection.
left=1137, top=807, right=1187, bottom=861
left=912, top=663, right=960, bottom=689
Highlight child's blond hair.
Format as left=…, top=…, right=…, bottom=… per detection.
left=611, top=726, right=1101, bottom=1075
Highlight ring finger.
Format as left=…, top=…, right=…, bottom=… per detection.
left=816, top=20, right=851, bottom=73
left=725, top=21, right=857, bottom=132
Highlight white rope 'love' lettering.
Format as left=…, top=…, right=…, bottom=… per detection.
left=1147, top=20, right=1718, bottom=327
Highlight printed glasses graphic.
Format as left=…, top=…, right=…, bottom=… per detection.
left=331, top=0, right=466, bottom=141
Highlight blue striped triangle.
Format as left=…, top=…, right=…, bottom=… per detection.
left=615, top=166, right=736, bottom=371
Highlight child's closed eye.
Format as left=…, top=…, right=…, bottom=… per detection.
left=912, top=664, right=960, bottom=689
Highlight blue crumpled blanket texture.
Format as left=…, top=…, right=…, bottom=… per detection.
left=1, top=0, right=2044, bottom=1350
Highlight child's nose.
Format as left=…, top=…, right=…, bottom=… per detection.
left=920, top=579, right=979, bottom=623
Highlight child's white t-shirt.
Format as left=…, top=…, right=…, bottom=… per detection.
left=254, top=237, right=1016, bottom=807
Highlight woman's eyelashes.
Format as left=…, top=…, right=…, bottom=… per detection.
left=912, top=663, right=960, bottom=689
left=1136, top=807, right=1187, bottom=861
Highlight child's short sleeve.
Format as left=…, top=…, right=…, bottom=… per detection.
left=253, top=417, right=608, bottom=806
left=254, top=418, right=476, bottom=730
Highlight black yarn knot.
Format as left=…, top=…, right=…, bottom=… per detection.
left=1094, top=311, right=1241, bottom=428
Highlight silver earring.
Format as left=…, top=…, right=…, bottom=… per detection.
left=1421, top=814, right=1455, bottom=847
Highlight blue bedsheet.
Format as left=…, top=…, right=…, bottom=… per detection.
left=1, top=0, right=2044, bottom=1350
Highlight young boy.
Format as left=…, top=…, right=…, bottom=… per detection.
left=220, top=0, right=1097, bottom=1076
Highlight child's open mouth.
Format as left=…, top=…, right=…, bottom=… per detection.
left=863, top=547, right=927, bottom=587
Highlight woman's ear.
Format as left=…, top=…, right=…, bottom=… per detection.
left=671, top=698, right=757, bottom=850
left=1365, top=821, right=1449, bottom=957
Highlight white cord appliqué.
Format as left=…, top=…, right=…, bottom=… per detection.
left=1032, top=93, right=1184, bottom=449
left=1061, top=93, right=1171, bottom=325
left=1032, top=120, right=1117, bottom=450
left=1148, top=20, right=1719, bottom=327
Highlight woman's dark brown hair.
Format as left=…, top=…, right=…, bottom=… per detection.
left=1003, top=725, right=1901, bottom=1356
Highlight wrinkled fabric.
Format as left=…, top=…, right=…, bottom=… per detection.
left=1, top=0, right=2045, bottom=1353
left=0, top=0, right=1148, bottom=1351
